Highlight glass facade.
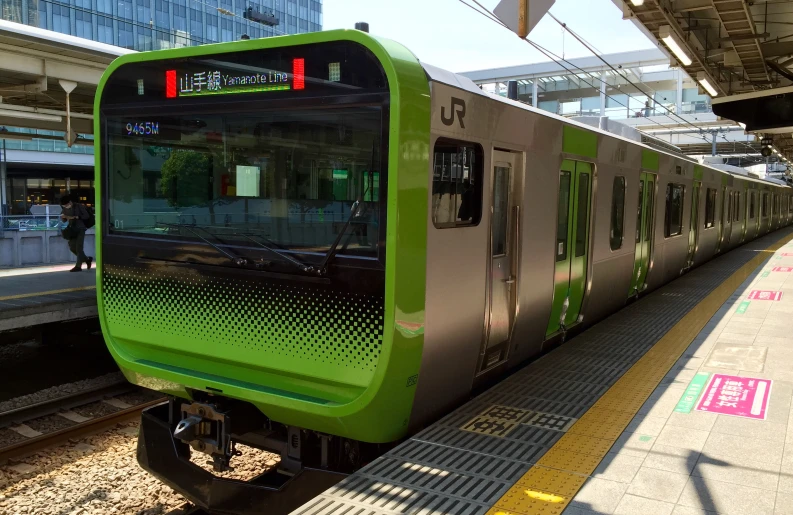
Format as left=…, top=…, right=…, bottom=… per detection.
left=0, top=0, right=321, bottom=220
left=0, top=0, right=321, bottom=50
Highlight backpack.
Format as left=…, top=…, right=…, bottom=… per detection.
left=81, top=204, right=96, bottom=229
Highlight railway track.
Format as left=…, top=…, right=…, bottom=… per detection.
left=0, top=380, right=166, bottom=462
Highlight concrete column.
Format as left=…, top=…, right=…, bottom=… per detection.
left=532, top=80, right=538, bottom=107
left=0, top=140, right=7, bottom=229
left=600, top=72, right=607, bottom=116
left=676, top=70, right=683, bottom=114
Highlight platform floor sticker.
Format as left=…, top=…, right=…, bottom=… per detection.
left=773, top=266, right=793, bottom=272
left=748, top=290, right=783, bottom=301
left=696, top=374, right=772, bottom=420
left=675, top=372, right=711, bottom=413
left=736, top=301, right=750, bottom=314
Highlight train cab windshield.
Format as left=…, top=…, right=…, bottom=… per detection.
left=99, top=41, right=389, bottom=265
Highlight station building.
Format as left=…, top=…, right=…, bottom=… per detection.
left=0, top=0, right=322, bottom=217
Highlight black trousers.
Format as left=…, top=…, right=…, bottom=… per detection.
left=68, top=228, right=88, bottom=267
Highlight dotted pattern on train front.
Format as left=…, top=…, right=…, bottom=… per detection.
left=101, top=265, right=385, bottom=374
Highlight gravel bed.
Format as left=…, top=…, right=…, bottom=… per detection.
left=0, top=428, right=28, bottom=447
left=71, top=401, right=121, bottom=419
left=0, top=372, right=125, bottom=413
left=0, top=422, right=285, bottom=515
left=190, top=443, right=281, bottom=480
left=24, top=414, right=76, bottom=434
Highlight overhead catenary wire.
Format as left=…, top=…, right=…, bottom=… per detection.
left=456, top=0, right=760, bottom=163
left=456, top=0, right=762, bottom=164
left=545, top=12, right=762, bottom=161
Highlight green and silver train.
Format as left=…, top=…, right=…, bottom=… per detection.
left=95, top=29, right=792, bottom=508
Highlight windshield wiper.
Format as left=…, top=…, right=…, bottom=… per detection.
left=237, top=233, right=316, bottom=274
left=156, top=222, right=249, bottom=267
left=316, top=199, right=363, bottom=276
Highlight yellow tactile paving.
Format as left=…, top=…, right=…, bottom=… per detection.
left=487, top=232, right=793, bottom=513
left=0, top=285, right=96, bottom=302
left=535, top=449, right=602, bottom=475
left=552, top=433, right=615, bottom=457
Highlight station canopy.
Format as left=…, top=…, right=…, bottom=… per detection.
left=0, top=19, right=132, bottom=141
left=614, top=0, right=793, bottom=162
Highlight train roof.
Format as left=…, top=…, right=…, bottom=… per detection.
left=421, top=62, right=791, bottom=190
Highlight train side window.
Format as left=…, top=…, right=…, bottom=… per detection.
left=762, top=192, right=769, bottom=218
left=750, top=191, right=756, bottom=219
left=704, top=188, right=716, bottom=229
left=645, top=180, right=654, bottom=242
left=431, top=139, right=483, bottom=228
left=575, top=173, right=590, bottom=257
left=556, top=171, right=572, bottom=261
left=664, top=183, right=685, bottom=237
left=734, top=192, right=741, bottom=222
left=610, top=176, right=626, bottom=251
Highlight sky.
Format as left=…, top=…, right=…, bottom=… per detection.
left=323, top=0, right=658, bottom=73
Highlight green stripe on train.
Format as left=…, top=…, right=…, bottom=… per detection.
left=563, top=125, right=598, bottom=159
left=642, top=149, right=659, bottom=171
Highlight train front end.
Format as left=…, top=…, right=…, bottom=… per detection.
left=94, top=30, right=430, bottom=498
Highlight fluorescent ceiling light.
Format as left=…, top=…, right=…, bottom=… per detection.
left=697, top=72, right=719, bottom=97
left=0, top=109, right=62, bottom=122
left=659, top=25, right=692, bottom=66
left=630, top=0, right=644, bottom=5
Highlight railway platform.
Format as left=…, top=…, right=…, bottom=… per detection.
left=290, top=227, right=793, bottom=515
left=0, top=265, right=96, bottom=333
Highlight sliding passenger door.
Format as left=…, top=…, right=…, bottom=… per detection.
left=686, top=181, right=701, bottom=267
left=547, top=160, right=592, bottom=336
left=717, top=187, right=726, bottom=252
left=479, top=150, right=519, bottom=373
left=630, top=172, right=655, bottom=295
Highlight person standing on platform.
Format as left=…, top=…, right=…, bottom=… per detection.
left=60, top=194, right=93, bottom=272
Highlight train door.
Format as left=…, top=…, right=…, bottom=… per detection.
left=686, top=181, right=701, bottom=267
left=741, top=187, right=748, bottom=242
left=480, top=150, right=519, bottom=372
left=723, top=187, right=732, bottom=248
left=547, top=160, right=592, bottom=336
left=629, top=172, right=655, bottom=295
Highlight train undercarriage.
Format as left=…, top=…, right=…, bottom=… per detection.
left=137, top=395, right=387, bottom=515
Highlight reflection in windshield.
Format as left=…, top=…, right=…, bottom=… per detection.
left=106, top=107, right=383, bottom=259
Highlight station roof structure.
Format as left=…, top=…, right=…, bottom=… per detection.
left=0, top=19, right=133, bottom=136
left=612, top=0, right=793, bottom=163
left=460, top=49, right=765, bottom=167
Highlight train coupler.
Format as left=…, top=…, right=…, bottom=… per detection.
left=138, top=401, right=346, bottom=515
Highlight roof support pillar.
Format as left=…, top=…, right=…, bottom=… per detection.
left=600, top=72, right=606, bottom=116
left=59, top=80, right=77, bottom=147
left=0, top=140, right=6, bottom=224
left=676, top=69, right=683, bottom=114
left=532, top=80, right=538, bottom=107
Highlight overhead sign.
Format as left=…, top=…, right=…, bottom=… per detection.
left=494, top=0, right=555, bottom=38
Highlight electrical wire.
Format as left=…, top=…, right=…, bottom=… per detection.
left=455, top=0, right=762, bottom=163
left=545, top=12, right=762, bottom=161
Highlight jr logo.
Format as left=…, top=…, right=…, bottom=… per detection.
left=441, top=97, right=466, bottom=128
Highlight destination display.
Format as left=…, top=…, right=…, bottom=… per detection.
left=166, top=58, right=305, bottom=98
